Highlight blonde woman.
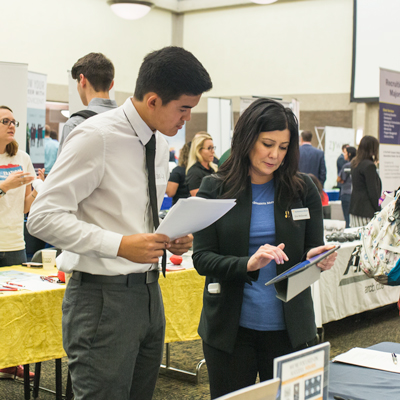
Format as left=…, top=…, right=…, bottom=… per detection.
left=186, top=132, right=217, bottom=196
left=166, top=142, right=191, bottom=205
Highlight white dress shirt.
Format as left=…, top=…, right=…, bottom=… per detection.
left=27, top=98, right=169, bottom=275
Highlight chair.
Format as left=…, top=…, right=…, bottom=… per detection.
left=323, top=205, right=331, bottom=219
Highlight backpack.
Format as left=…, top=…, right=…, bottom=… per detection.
left=69, top=110, right=98, bottom=119
left=359, top=190, right=400, bottom=285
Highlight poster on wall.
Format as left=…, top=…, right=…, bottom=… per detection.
left=379, top=68, right=400, bottom=205
left=27, top=71, right=47, bottom=168
left=324, top=126, right=355, bottom=190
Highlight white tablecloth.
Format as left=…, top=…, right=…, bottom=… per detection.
left=313, top=240, right=400, bottom=325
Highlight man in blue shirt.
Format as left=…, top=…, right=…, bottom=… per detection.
left=58, top=53, right=118, bottom=155
left=44, top=129, right=59, bottom=175
left=298, top=131, right=327, bottom=187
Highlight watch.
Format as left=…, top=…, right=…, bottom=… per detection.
left=0, top=188, right=6, bottom=198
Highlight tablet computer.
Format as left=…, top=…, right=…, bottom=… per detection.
left=265, top=245, right=340, bottom=287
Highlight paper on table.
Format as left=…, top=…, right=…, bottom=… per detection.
left=156, top=197, right=236, bottom=241
left=333, top=347, right=400, bottom=374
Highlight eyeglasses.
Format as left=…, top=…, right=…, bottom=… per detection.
left=0, top=118, right=19, bottom=127
left=202, top=146, right=216, bottom=151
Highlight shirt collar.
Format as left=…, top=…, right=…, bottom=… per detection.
left=123, top=97, right=154, bottom=146
left=88, top=97, right=117, bottom=107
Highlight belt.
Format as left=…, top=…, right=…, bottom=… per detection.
left=71, top=270, right=159, bottom=285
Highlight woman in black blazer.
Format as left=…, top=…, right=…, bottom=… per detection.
left=193, top=99, right=337, bottom=399
left=349, top=135, right=381, bottom=227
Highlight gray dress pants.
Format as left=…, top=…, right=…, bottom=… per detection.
left=62, top=276, right=165, bottom=400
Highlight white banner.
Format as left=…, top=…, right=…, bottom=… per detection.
left=324, top=126, right=355, bottom=190
left=318, top=243, right=400, bottom=324
left=0, top=61, right=28, bottom=152
left=27, top=71, right=47, bottom=167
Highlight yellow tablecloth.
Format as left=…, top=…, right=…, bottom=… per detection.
left=0, top=266, right=205, bottom=369
left=0, top=266, right=66, bottom=369
left=159, top=268, right=205, bottom=343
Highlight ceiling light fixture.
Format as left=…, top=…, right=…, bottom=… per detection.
left=108, top=1, right=153, bottom=20
left=251, top=0, right=279, bottom=4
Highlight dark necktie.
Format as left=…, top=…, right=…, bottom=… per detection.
left=146, top=134, right=166, bottom=276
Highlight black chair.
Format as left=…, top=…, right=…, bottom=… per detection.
left=323, top=205, right=331, bottom=219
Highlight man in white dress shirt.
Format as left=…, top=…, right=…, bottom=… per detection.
left=27, top=46, right=212, bottom=400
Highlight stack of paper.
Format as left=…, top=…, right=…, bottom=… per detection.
left=156, top=197, right=236, bottom=241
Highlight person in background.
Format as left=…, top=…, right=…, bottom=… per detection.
left=349, top=136, right=381, bottom=227
left=166, top=142, right=191, bottom=205
left=186, top=132, right=217, bottom=196
left=27, top=46, right=212, bottom=400
left=298, top=130, right=326, bottom=187
left=44, top=128, right=59, bottom=176
left=336, top=143, right=349, bottom=194
left=337, top=144, right=349, bottom=175
left=0, top=105, right=44, bottom=380
left=58, top=52, right=117, bottom=155
left=49, top=130, right=59, bottom=142
left=309, top=173, right=329, bottom=206
left=337, top=146, right=356, bottom=228
left=193, top=98, right=337, bottom=399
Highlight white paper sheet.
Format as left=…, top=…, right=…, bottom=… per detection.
left=333, top=347, right=400, bottom=374
left=156, top=197, right=236, bottom=241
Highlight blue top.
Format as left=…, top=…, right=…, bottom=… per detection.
left=239, top=180, right=286, bottom=331
left=44, top=137, right=59, bottom=174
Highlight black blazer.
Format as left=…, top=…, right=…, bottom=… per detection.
left=193, top=173, right=324, bottom=354
left=350, top=159, right=381, bottom=218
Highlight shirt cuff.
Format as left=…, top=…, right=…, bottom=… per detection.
left=98, top=230, right=123, bottom=259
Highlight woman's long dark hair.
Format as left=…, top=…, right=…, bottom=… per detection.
left=218, top=98, right=304, bottom=204
left=351, top=136, right=379, bottom=168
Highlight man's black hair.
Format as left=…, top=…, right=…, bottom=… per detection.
left=71, top=53, right=114, bottom=92
left=134, top=46, right=212, bottom=104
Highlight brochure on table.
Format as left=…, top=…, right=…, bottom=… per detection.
left=265, top=246, right=340, bottom=302
left=333, top=347, right=400, bottom=374
left=274, top=342, right=330, bottom=400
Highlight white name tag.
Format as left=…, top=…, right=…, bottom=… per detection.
left=291, top=208, right=310, bottom=220
left=155, top=168, right=167, bottom=185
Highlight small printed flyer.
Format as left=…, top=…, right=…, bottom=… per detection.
left=274, top=342, right=330, bottom=400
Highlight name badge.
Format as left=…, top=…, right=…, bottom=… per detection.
left=155, top=167, right=167, bottom=185
left=291, top=208, right=310, bottom=220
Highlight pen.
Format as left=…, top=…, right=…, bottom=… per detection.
left=0, top=286, right=18, bottom=291
left=6, top=282, right=24, bottom=287
left=392, top=353, right=397, bottom=365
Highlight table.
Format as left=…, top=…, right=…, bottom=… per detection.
left=0, top=264, right=206, bottom=383
left=328, top=342, right=400, bottom=400
left=0, top=266, right=66, bottom=369
left=315, top=241, right=400, bottom=324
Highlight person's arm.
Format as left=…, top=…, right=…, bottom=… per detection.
left=190, top=188, right=199, bottom=196
left=363, top=162, right=381, bottom=212
left=319, top=155, right=327, bottom=186
left=24, top=168, right=45, bottom=213
left=166, top=182, right=179, bottom=198
left=192, top=176, right=286, bottom=282
left=302, top=174, right=325, bottom=256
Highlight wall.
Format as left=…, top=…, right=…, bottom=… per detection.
left=1, top=0, right=173, bottom=102
left=183, top=0, right=353, bottom=97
